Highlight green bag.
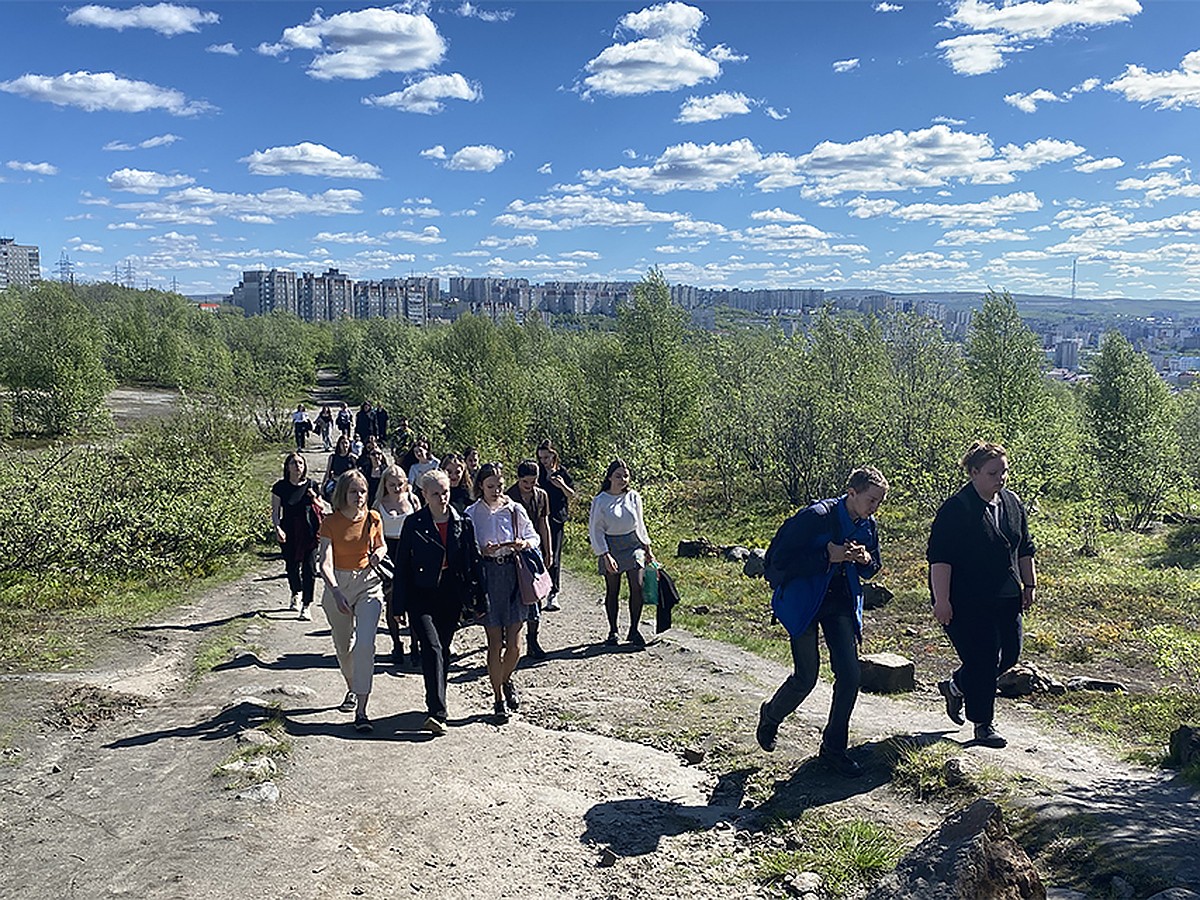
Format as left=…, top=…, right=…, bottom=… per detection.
left=643, top=560, right=662, bottom=606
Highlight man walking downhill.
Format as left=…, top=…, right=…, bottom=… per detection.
left=755, top=466, right=888, bottom=777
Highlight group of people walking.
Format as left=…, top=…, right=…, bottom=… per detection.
left=272, top=412, right=656, bottom=734
left=276, top=416, right=1038, bottom=766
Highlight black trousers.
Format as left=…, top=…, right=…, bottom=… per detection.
left=412, top=587, right=461, bottom=719
left=944, top=594, right=1023, bottom=726
left=283, top=544, right=315, bottom=605
left=547, top=519, right=565, bottom=594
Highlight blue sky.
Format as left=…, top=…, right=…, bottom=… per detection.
left=1, top=0, right=1198, bottom=300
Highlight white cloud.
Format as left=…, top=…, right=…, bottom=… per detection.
left=938, top=0, right=1141, bottom=76
left=1144, top=155, right=1185, bottom=169
left=1106, top=50, right=1200, bottom=110
left=107, top=167, right=195, bottom=193
left=379, top=205, right=441, bottom=218
left=494, top=192, right=685, bottom=230
left=262, top=7, right=446, bottom=80
left=364, top=73, right=481, bottom=114
left=107, top=221, right=152, bottom=230
left=206, top=42, right=238, bottom=56
left=1004, top=88, right=1061, bottom=113
left=313, top=231, right=382, bottom=245
left=875, top=2, right=903, bottom=10
left=125, top=186, right=364, bottom=224
left=877, top=251, right=971, bottom=272
left=385, top=226, right=445, bottom=244
left=67, top=3, right=218, bottom=36
left=421, top=145, right=448, bottom=160
left=832, top=58, right=860, bottom=74
left=765, top=106, right=788, bottom=120
left=104, top=133, right=182, bottom=151
left=1074, top=156, right=1124, bottom=173
left=241, top=142, right=382, bottom=179
left=936, top=227, right=1031, bottom=245
left=452, top=2, right=514, bottom=22
left=932, top=115, right=967, bottom=125
left=581, top=127, right=1084, bottom=197
left=479, top=234, right=538, bottom=249
left=537, top=163, right=553, bottom=175
left=1115, top=171, right=1200, bottom=203
left=676, top=91, right=753, bottom=123
left=736, top=222, right=835, bottom=252
left=850, top=190, right=1042, bottom=226
left=74, top=243, right=105, bottom=253
left=0, top=71, right=211, bottom=115
left=579, top=2, right=742, bottom=98
left=560, top=250, right=601, bottom=260
left=444, top=145, right=510, bottom=172
left=6, top=160, right=58, bottom=175
left=750, top=208, right=806, bottom=222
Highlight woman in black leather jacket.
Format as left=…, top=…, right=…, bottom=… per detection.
left=394, top=468, right=487, bottom=735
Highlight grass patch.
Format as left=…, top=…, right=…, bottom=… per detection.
left=756, top=813, right=904, bottom=899
left=213, top=712, right=291, bottom=789
left=1036, top=689, right=1200, bottom=761
left=193, top=616, right=261, bottom=680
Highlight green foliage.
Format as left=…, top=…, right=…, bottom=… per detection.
left=966, top=290, right=1044, bottom=429
left=757, top=814, right=903, bottom=899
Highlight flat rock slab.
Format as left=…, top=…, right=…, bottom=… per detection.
left=860, top=652, right=915, bottom=694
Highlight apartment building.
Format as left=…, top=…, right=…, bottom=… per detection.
left=0, top=238, right=41, bottom=289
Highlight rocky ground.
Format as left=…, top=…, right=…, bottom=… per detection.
left=1, top=542, right=1197, bottom=900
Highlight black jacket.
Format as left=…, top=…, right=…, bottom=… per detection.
left=394, top=506, right=486, bottom=616
left=927, top=483, right=1035, bottom=604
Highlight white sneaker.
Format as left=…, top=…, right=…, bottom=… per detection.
left=289, top=593, right=301, bottom=611
left=423, top=716, right=447, bottom=736
left=543, top=595, right=561, bottom=612
left=298, top=604, right=313, bottom=621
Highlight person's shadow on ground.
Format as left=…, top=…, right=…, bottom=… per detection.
left=581, top=796, right=730, bottom=857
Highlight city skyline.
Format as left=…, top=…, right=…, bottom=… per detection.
left=1, top=1, right=1199, bottom=300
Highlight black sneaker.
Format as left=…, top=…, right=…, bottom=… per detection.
left=973, top=723, right=1007, bottom=748
left=938, top=679, right=965, bottom=725
left=627, top=628, right=646, bottom=648
left=755, top=702, right=777, bottom=753
left=492, top=700, right=510, bottom=724
left=527, top=638, right=547, bottom=660
left=818, top=745, right=863, bottom=778
left=502, top=680, right=521, bottom=712
left=604, top=632, right=619, bottom=647
left=354, top=714, right=373, bottom=734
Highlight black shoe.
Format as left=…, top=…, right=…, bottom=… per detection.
left=353, top=714, right=373, bottom=734
left=492, top=700, right=510, bottom=724
left=973, top=722, right=1007, bottom=748
left=627, top=627, right=646, bottom=648
left=391, top=646, right=405, bottom=669
left=755, top=702, right=777, bottom=753
left=604, top=632, right=619, bottom=647
left=938, top=679, right=965, bottom=725
left=527, top=638, right=547, bottom=660
left=502, top=680, right=521, bottom=711
left=819, top=745, right=863, bottom=778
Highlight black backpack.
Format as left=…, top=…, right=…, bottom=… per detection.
left=762, top=500, right=841, bottom=591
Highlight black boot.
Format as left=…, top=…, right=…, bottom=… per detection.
left=527, top=620, right=547, bottom=660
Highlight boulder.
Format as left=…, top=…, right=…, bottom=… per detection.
left=1146, top=890, right=1200, bottom=900
left=1169, top=724, right=1200, bottom=767
left=869, top=798, right=1046, bottom=900
left=742, top=548, right=767, bottom=579
left=677, top=538, right=721, bottom=558
left=860, top=653, right=915, bottom=694
left=997, top=662, right=1066, bottom=698
left=723, top=545, right=751, bottom=563
left=1065, top=676, right=1126, bottom=693
left=862, top=581, right=894, bottom=610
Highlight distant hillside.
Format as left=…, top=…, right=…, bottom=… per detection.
left=828, top=289, right=1200, bottom=320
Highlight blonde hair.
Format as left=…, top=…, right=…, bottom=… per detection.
left=331, top=469, right=368, bottom=513
left=374, top=465, right=409, bottom=511
left=420, top=467, right=451, bottom=495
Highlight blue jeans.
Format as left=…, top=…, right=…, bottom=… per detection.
left=762, top=611, right=860, bottom=752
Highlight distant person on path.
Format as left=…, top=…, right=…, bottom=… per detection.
left=336, top=403, right=353, bottom=440
left=928, top=442, right=1037, bottom=749
left=357, top=436, right=389, bottom=507
left=316, top=404, right=335, bottom=451
left=407, top=440, right=440, bottom=493
left=270, top=452, right=322, bottom=619
left=464, top=447, right=481, bottom=486
left=755, top=466, right=887, bottom=778
left=391, top=416, right=416, bottom=460
left=374, top=465, right=422, bottom=670
left=440, top=452, right=473, bottom=514
left=355, top=401, right=376, bottom=445
left=395, top=469, right=487, bottom=735
left=317, top=469, right=387, bottom=733
left=374, top=402, right=389, bottom=443
left=507, top=459, right=553, bottom=660
left=588, top=459, right=654, bottom=648
left=322, top=435, right=358, bottom=501
left=291, top=404, right=311, bottom=452
left=537, top=440, right=575, bottom=611
left=467, top=463, right=540, bottom=724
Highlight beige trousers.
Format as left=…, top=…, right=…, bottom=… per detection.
left=321, top=568, right=383, bottom=697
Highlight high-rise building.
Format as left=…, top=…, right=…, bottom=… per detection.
left=1054, top=338, right=1082, bottom=371
left=232, top=269, right=298, bottom=316
left=300, top=269, right=354, bottom=321
left=0, top=238, right=41, bottom=289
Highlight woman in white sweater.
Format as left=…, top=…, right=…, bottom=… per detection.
left=588, top=458, right=654, bottom=648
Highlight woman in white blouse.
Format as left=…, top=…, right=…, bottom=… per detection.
left=375, top=465, right=421, bottom=669
left=466, top=462, right=540, bottom=724
left=588, top=458, right=654, bottom=648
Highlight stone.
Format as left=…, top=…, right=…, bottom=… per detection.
left=1110, top=876, right=1134, bottom=900
left=859, top=653, right=915, bottom=694
left=723, top=545, right=751, bottom=562
left=1168, top=724, right=1200, bottom=767
left=597, top=847, right=618, bottom=867
left=868, top=798, right=1046, bottom=900
left=998, top=662, right=1066, bottom=698
left=1146, top=890, right=1200, bottom=900
left=266, top=684, right=317, bottom=699
left=235, top=781, right=280, bottom=803
left=743, top=548, right=767, bottom=578
left=683, top=747, right=705, bottom=765
left=236, top=729, right=280, bottom=748
left=942, top=757, right=970, bottom=789
left=1065, top=676, right=1126, bottom=693
left=692, top=606, right=710, bottom=615
left=791, top=872, right=821, bottom=893
left=862, top=581, right=894, bottom=610
left=677, top=538, right=721, bottom=559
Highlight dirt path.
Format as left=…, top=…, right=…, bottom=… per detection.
left=1, top=554, right=1197, bottom=899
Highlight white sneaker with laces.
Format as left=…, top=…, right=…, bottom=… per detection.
left=298, top=604, right=313, bottom=621
left=289, top=593, right=301, bottom=611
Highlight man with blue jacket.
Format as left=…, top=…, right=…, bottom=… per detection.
left=756, top=466, right=888, bottom=777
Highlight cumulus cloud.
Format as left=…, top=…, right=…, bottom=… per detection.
left=1074, top=156, right=1124, bottom=173
left=67, top=3, right=218, bottom=35
left=379, top=205, right=441, bottom=218
left=877, top=251, right=970, bottom=272
left=1144, top=155, right=1185, bottom=169
left=833, top=58, right=860, bottom=73
left=364, top=73, right=481, bottom=114
left=259, top=7, right=446, bottom=80
left=1004, top=76, right=1101, bottom=111
left=206, top=42, right=238, bottom=55
left=937, top=0, right=1141, bottom=76
left=849, top=190, right=1042, bottom=225
left=936, top=227, right=1030, bottom=245
left=479, top=234, right=538, bottom=249
left=6, top=160, right=58, bottom=175
left=103, top=133, right=182, bottom=151
left=676, top=91, right=753, bottom=123
left=580, top=126, right=1084, bottom=197
left=579, top=2, right=743, bottom=98
left=430, top=145, right=510, bottom=172
left=241, top=142, right=382, bottom=178
left=750, top=208, right=807, bottom=222
left=1106, top=50, right=1200, bottom=110
left=452, top=2, right=514, bottom=22
left=420, top=145, right=448, bottom=160
left=122, top=186, right=364, bottom=225
left=875, top=2, right=903, bottom=10
left=0, top=71, right=211, bottom=115
left=107, top=167, right=195, bottom=193
left=1115, top=171, right=1200, bottom=203
left=765, top=106, right=788, bottom=120
left=537, top=163, right=553, bottom=174
left=494, top=191, right=685, bottom=230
